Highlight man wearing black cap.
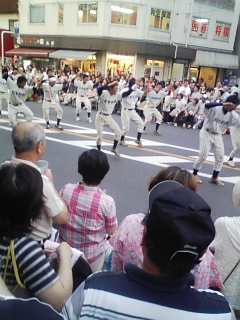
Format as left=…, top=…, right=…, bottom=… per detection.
left=193, top=95, right=240, bottom=186
left=62, top=181, right=234, bottom=320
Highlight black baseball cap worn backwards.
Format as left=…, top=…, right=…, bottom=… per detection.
left=142, top=181, right=215, bottom=263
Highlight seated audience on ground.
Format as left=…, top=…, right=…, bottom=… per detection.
left=210, top=180, right=240, bottom=316
left=171, top=93, right=186, bottom=127
left=110, top=166, right=223, bottom=290
left=182, top=98, right=199, bottom=129
left=62, top=180, right=233, bottom=320
left=59, top=149, right=118, bottom=273
left=0, top=164, right=73, bottom=312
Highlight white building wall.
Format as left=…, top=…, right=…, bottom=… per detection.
left=18, top=0, right=240, bottom=52
left=0, top=14, right=18, bottom=30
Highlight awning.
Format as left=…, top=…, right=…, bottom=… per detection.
left=5, top=48, right=54, bottom=57
left=49, top=50, right=96, bottom=60
left=193, top=50, right=238, bottom=69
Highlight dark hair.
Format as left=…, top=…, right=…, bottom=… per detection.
left=192, top=98, right=199, bottom=105
left=218, top=89, right=224, bottom=97
left=144, top=234, right=196, bottom=278
left=184, top=79, right=189, bottom=82
left=0, top=164, right=45, bottom=239
left=226, top=94, right=240, bottom=105
left=129, top=78, right=136, bottom=88
left=195, top=84, right=200, bottom=91
left=83, top=74, right=89, bottom=79
left=78, top=149, right=110, bottom=185
left=145, top=166, right=198, bottom=277
left=178, top=93, right=183, bottom=99
left=148, top=166, right=197, bottom=192
left=17, top=76, right=27, bottom=84
left=2, top=68, right=8, bottom=74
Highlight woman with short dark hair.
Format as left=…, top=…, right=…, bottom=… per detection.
left=0, top=164, right=73, bottom=312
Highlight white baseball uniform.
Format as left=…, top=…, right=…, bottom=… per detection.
left=74, top=79, right=93, bottom=114
left=0, top=75, right=8, bottom=112
left=42, top=82, right=63, bottom=122
left=178, top=85, right=191, bottom=104
left=6, top=77, right=34, bottom=126
left=96, top=84, right=137, bottom=146
left=143, top=90, right=167, bottom=128
left=120, top=87, right=144, bottom=136
left=194, top=103, right=240, bottom=172
left=229, top=126, right=240, bottom=159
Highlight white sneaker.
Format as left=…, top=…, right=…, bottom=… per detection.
left=227, top=160, right=235, bottom=167
left=134, top=139, right=143, bottom=147
left=76, top=116, right=80, bottom=121
left=110, top=148, right=120, bottom=156
left=88, top=117, right=92, bottom=123
left=209, top=177, right=224, bottom=186
left=174, top=123, right=177, bottom=127
left=119, top=140, right=128, bottom=147
left=143, top=130, right=147, bottom=134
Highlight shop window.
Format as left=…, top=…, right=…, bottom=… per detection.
left=190, top=17, right=209, bottom=38
left=149, top=8, right=171, bottom=31
left=58, top=4, right=64, bottom=23
left=30, top=6, right=45, bottom=23
left=111, top=4, right=137, bottom=25
left=194, top=0, right=235, bottom=10
left=78, top=3, right=98, bottom=23
left=214, top=21, right=231, bottom=41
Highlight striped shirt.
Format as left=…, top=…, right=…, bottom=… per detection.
left=59, top=183, right=117, bottom=263
left=6, top=77, right=33, bottom=104
left=0, top=236, right=59, bottom=296
left=62, top=264, right=233, bottom=320
left=203, top=104, right=240, bottom=134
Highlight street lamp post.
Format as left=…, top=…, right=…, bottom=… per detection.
left=1, top=30, right=15, bottom=67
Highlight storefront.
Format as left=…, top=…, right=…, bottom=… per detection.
left=49, top=50, right=96, bottom=73
left=191, top=50, right=238, bottom=86
left=5, top=48, right=54, bottom=68
left=106, top=53, right=135, bottom=77
left=144, top=60, right=165, bottom=80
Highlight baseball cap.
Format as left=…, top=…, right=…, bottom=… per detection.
left=202, top=94, right=208, bottom=99
left=232, top=180, right=240, bottom=212
left=226, top=95, right=240, bottom=105
left=142, top=181, right=215, bottom=263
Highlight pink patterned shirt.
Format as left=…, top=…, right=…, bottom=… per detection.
left=110, top=213, right=223, bottom=290
left=59, top=183, right=117, bottom=263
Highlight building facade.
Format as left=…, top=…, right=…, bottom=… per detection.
left=6, top=0, right=240, bottom=85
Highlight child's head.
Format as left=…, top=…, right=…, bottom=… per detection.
left=78, top=149, right=110, bottom=185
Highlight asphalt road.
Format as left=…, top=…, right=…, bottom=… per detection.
left=1, top=100, right=240, bottom=223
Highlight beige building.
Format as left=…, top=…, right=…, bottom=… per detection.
left=6, top=0, right=240, bottom=84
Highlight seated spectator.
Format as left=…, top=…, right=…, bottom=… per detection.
left=62, top=181, right=233, bottom=319
left=214, top=89, right=224, bottom=104
left=110, top=166, right=223, bottom=290
left=0, top=276, right=65, bottom=320
left=8, top=122, right=68, bottom=242
left=0, top=164, right=73, bottom=311
left=193, top=94, right=208, bottom=130
left=191, top=84, right=202, bottom=100
left=59, top=149, right=118, bottom=273
left=171, top=93, right=186, bottom=127
left=182, top=98, right=199, bottom=129
left=210, top=180, right=240, bottom=316
left=62, top=79, right=77, bottom=105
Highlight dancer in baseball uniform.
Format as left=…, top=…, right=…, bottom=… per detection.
left=227, top=106, right=240, bottom=167
left=96, top=80, right=138, bottom=156
left=193, top=95, right=240, bottom=186
left=143, top=82, right=167, bottom=135
left=0, top=68, right=9, bottom=118
left=2, top=74, right=34, bottom=127
left=119, top=78, right=148, bottom=147
left=42, top=77, right=63, bottom=130
left=74, top=73, right=93, bottom=123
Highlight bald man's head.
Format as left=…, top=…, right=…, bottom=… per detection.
left=12, top=123, right=46, bottom=153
